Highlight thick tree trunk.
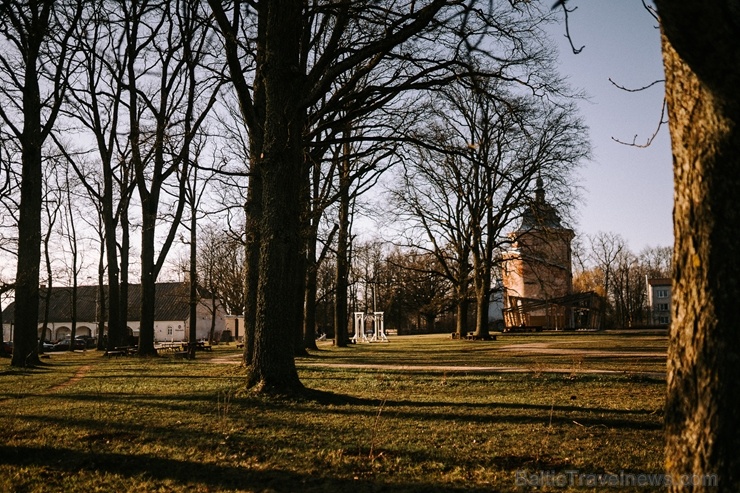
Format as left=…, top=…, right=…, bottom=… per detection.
left=454, top=279, right=469, bottom=338
left=137, top=204, right=158, bottom=356
left=473, top=282, right=489, bottom=338
left=472, top=256, right=491, bottom=338
left=656, top=4, right=740, bottom=490
left=103, top=172, right=122, bottom=350
left=120, top=194, right=131, bottom=346
left=334, top=174, right=351, bottom=348
left=303, top=243, right=320, bottom=351
left=12, top=50, right=43, bottom=368
left=243, top=185, right=260, bottom=367
left=334, top=129, right=353, bottom=347
left=247, top=0, right=304, bottom=393
left=294, top=254, right=309, bottom=357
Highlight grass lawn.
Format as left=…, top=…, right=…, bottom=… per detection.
left=0, top=331, right=667, bottom=492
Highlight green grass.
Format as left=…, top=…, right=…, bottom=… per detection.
left=0, top=333, right=667, bottom=492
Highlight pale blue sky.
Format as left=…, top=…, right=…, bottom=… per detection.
left=549, top=0, right=674, bottom=252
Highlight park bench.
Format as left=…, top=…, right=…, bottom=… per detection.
left=104, top=346, right=136, bottom=357
left=156, top=342, right=184, bottom=353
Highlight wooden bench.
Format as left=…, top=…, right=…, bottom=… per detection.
left=104, top=350, right=126, bottom=358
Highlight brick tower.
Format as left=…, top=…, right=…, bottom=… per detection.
left=501, top=178, right=574, bottom=329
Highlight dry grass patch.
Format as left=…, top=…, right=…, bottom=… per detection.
left=0, top=334, right=666, bottom=492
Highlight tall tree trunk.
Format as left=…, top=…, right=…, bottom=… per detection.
left=120, top=188, right=131, bottom=346
left=97, top=240, right=107, bottom=351
left=656, top=4, right=740, bottom=490
left=102, top=164, right=122, bottom=350
left=472, top=250, right=491, bottom=338
left=473, top=280, right=489, bottom=338
left=138, top=203, right=158, bottom=356
left=70, top=283, right=77, bottom=350
left=243, top=188, right=260, bottom=367
left=455, top=290, right=469, bottom=338
left=41, top=236, right=53, bottom=348
left=294, top=266, right=309, bottom=357
left=12, top=46, right=43, bottom=368
left=334, top=153, right=351, bottom=348
left=246, top=0, right=305, bottom=393
left=303, top=233, right=320, bottom=351
left=188, top=205, right=198, bottom=359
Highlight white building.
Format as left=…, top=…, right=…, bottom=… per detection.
left=2, top=282, right=226, bottom=343
left=646, top=277, right=671, bottom=326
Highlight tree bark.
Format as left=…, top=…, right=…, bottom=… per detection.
left=334, top=149, right=351, bottom=348
left=243, top=182, right=260, bottom=367
left=656, top=3, right=740, bottom=490
left=247, top=0, right=305, bottom=393
left=303, top=231, right=320, bottom=351
left=137, top=200, right=159, bottom=356
left=455, top=280, right=468, bottom=339
left=11, top=28, right=44, bottom=368
left=188, top=203, right=198, bottom=360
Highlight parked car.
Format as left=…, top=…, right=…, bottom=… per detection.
left=1, top=340, right=12, bottom=355
left=75, top=336, right=97, bottom=349
left=41, top=340, right=55, bottom=352
left=52, top=338, right=86, bottom=351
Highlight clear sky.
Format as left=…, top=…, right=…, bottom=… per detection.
left=548, top=0, right=674, bottom=252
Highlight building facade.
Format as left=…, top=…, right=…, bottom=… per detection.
left=646, top=277, right=671, bottom=326
left=2, top=282, right=227, bottom=343
left=500, top=179, right=601, bottom=330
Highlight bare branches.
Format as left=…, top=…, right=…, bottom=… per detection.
left=609, top=80, right=668, bottom=148
left=608, top=77, right=664, bottom=93
left=552, top=0, right=584, bottom=55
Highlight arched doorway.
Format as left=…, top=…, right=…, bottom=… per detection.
left=55, top=327, right=71, bottom=341
left=39, top=327, right=52, bottom=342
left=76, top=326, right=92, bottom=337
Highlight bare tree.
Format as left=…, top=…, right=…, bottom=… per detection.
left=121, top=0, right=221, bottom=355
left=207, top=0, right=576, bottom=393
left=0, top=1, right=83, bottom=366
left=39, top=161, right=63, bottom=347
left=392, top=76, right=587, bottom=338
left=588, top=231, right=626, bottom=327
left=383, top=248, right=450, bottom=333
left=639, top=244, right=672, bottom=278
left=58, top=0, right=136, bottom=349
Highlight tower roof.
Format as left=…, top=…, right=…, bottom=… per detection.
left=519, top=177, right=564, bottom=230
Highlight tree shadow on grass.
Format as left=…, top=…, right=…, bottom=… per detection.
left=0, top=445, right=494, bottom=493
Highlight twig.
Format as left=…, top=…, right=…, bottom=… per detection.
left=611, top=99, right=668, bottom=148
left=553, top=1, right=584, bottom=55
left=368, top=398, right=387, bottom=460
left=608, top=78, right=664, bottom=93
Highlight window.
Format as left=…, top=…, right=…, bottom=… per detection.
left=659, top=316, right=670, bottom=324
left=657, top=289, right=669, bottom=298
left=167, top=326, right=173, bottom=335
left=658, top=303, right=669, bottom=311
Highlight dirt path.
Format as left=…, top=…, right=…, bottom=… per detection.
left=48, top=364, right=92, bottom=392
left=207, top=352, right=664, bottom=379
left=210, top=353, right=244, bottom=365
left=496, top=342, right=665, bottom=358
